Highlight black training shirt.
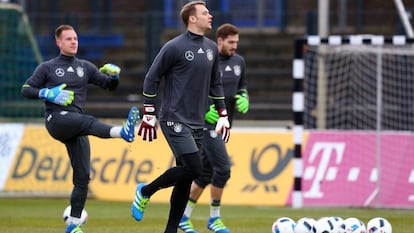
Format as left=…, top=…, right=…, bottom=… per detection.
left=21, top=54, right=118, bottom=113
left=143, top=31, right=226, bottom=127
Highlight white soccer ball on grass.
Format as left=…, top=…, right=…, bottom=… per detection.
left=63, top=205, right=88, bottom=226
left=272, top=217, right=296, bottom=233
left=341, top=217, right=366, bottom=233
left=294, top=217, right=316, bottom=233
left=366, top=217, right=392, bottom=233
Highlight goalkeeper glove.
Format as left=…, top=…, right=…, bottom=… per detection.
left=99, top=63, right=121, bottom=79
left=215, top=108, right=230, bottom=143
left=39, top=83, right=74, bottom=106
left=137, top=104, right=158, bottom=142
left=235, top=92, right=249, bottom=114
left=205, top=104, right=219, bottom=124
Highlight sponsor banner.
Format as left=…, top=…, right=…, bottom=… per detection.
left=4, top=125, right=73, bottom=192
left=89, top=130, right=295, bottom=206
left=0, top=124, right=24, bottom=190
left=5, top=125, right=295, bottom=206
left=302, top=131, right=414, bottom=208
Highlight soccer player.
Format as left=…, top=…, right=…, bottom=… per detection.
left=178, top=23, right=248, bottom=233
left=21, top=24, right=140, bottom=233
left=131, top=1, right=230, bottom=233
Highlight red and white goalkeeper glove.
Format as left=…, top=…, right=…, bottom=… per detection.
left=137, top=104, right=158, bottom=141
left=215, top=108, right=230, bottom=143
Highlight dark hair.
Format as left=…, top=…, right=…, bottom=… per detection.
left=55, top=24, right=74, bottom=39
left=216, top=23, right=239, bottom=39
left=180, top=0, right=206, bottom=27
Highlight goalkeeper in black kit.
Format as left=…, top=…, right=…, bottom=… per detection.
left=130, top=1, right=230, bottom=233
left=21, top=24, right=139, bottom=233
left=178, top=23, right=248, bottom=233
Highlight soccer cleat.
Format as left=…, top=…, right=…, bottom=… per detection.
left=131, top=183, right=149, bottom=221
left=120, top=106, right=140, bottom=142
left=207, top=217, right=230, bottom=233
left=179, top=216, right=199, bottom=233
left=65, top=224, right=83, bottom=233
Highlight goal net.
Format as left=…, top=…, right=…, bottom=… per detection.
left=304, top=40, right=414, bottom=130
left=292, top=35, right=414, bottom=208
left=0, top=3, right=42, bottom=118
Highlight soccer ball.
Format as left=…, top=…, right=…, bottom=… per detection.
left=328, top=216, right=344, bottom=233
left=314, top=217, right=335, bottom=233
left=342, top=217, right=366, bottom=233
left=366, top=217, right=392, bottom=233
left=294, top=217, right=316, bottom=233
left=63, top=205, right=88, bottom=226
left=272, top=217, right=296, bottom=233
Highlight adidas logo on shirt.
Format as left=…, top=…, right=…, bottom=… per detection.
left=197, top=48, right=204, bottom=53
left=67, top=66, right=74, bottom=72
left=225, top=65, right=232, bottom=71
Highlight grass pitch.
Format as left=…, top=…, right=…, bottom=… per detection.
left=0, top=198, right=413, bottom=232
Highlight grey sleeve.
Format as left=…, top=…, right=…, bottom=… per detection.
left=143, top=43, right=175, bottom=104
left=209, top=48, right=226, bottom=110
left=21, top=63, right=48, bottom=99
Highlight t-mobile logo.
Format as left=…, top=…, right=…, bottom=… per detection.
left=303, top=142, right=345, bottom=198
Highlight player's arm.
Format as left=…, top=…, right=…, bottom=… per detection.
left=209, top=51, right=230, bottom=142
left=234, top=57, right=249, bottom=114
left=137, top=43, right=174, bottom=142
left=99, top=63, right=121, bottom=91
left=86, top=61, right=120, bottom=91
left=21, top=64, right=73, bottom=106
left=22, top=82, right=74, bottom=106
left=21, top=64, right=47, bottom=99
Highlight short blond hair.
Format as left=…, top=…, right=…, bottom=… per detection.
left=55, top=24, right=75, bottom=39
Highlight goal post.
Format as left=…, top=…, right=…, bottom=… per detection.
left=0, top=3, right=43, bottom=118
left=292, top=35, right=414, bottom=208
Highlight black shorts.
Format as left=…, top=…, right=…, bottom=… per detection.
left=160, top=121, right=203, bottom=158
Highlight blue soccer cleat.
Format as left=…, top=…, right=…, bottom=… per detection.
left=65, top=224, right=83, bottom=233
left=120, top=106, right=140, bottom=142
left=207, top=217, right=230, bottom=233
left=179, top=215, right=199, bottom=233
left=131, top=183, right=149, bottom=221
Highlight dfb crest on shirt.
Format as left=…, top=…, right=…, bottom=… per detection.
left=206, top=49, right=213, bottom=61
left=233, top=65, right=241, bottom=76
left=76, top=67, right=84, bottom=77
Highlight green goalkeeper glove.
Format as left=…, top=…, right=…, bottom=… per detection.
left=235, top=92, right=249, bottom=114
left=99, top=63, right=121, bottom=79
left=205, top=104, right=219, bottom=124
left=39, top=83, right=74, bottom=106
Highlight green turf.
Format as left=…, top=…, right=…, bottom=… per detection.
left=0, top=198, right=413, bottom=232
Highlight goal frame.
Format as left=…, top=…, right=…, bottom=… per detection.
left=291, top=35, right=414, bottom=208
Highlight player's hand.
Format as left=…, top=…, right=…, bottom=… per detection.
left=99, top=63, right=121, bottom=79
left=137, top=104, right=158, bottom=141
left=235, top=92, right=249, bottom=114
left=205, top=104, right=219, bottom=124
left=215, top=108, right=230, bottom=143
left=39, top=83, right=74, bottom=106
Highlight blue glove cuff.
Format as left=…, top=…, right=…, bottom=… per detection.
left=110, top=74, right=119, bottom=80
left=38, top=88, right=49, bottom=99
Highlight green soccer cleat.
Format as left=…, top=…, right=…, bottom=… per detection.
left=207, top=217, right=230, bottom=233
left=131, top=183, right=149, bottom=221
left=179, top=216, right=199, bottom=233
left=120, top=106, right=140, bottom=142
left=65, top=224, right=83, bottom=233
